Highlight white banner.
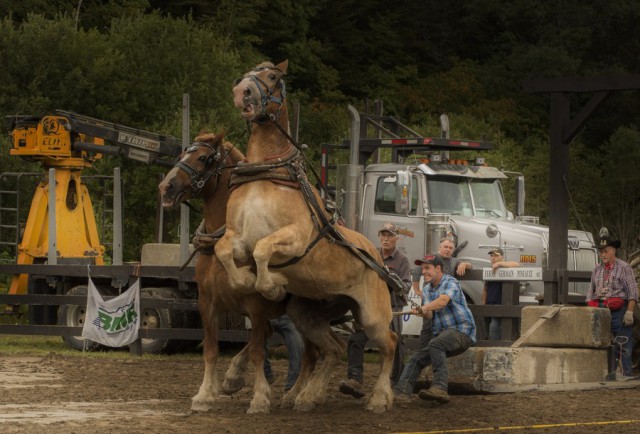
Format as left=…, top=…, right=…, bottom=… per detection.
left=81, top=278, right=140, bottom=347
left=483, top=267, right=543, bottom=281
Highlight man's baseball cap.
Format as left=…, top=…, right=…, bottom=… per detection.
left=414, top=253, right=444, bottom=268
left=378, top=222, right=398, bottom=236
left=488, top=247, right=504, bottom=256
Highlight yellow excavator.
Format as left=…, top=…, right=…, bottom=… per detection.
left=4, top=110, right=182, bottom=296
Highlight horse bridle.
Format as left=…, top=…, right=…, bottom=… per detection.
left=174, top=141, right=227, bottom=197
left=235, top=66, right=287, bottom=121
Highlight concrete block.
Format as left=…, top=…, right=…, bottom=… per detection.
left=520, top=306, right=611, bottom=348
left=448, top=347, right=608, bottom=391
left=140, top=243, right=195, bottom=267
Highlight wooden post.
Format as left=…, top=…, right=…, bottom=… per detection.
left=501, top=281, right=520, bottom=340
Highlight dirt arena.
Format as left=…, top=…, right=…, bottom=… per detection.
left=1, top=349, right=640, bottom=434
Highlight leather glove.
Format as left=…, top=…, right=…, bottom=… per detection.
left=623, top=310, right=634, bottom=327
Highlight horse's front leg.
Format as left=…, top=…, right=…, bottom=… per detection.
left=252, top=225, right=308, bottom=301
left=215, top=230, right=256, bottom=292
left=191, top=283, right=220, bottom=411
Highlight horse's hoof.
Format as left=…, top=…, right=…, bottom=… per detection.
left=237, top=266, right=257, bottom=287
left=222, top=378, right=245, bottom=395
left=366, top=395, right=392, bottom=413
left=259, top=285, right=286, bottom=302
left=246, top=403, right=270, bottom=414
left=190, top=399, right=214, bottom=412
left=280, top=393, right=296, bottom=409
left=294, top=400, right=316, bottom=412
left=366, top=404, right=388, bottom=414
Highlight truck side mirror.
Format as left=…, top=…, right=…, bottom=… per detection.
left=395, top=170, right=412, bottom=214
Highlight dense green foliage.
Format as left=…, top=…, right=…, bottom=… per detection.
left=0, top=1, right=639, bottom=259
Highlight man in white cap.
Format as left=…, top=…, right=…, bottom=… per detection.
left=339, top=222, right=411, bottom=398
left=586, top=234, right=638, bottom=376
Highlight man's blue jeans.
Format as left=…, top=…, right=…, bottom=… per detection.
left=484, top=317, right=502, bottom=341
left=611, top=308, right=634, bottom=376
left=393, top=327, right=472, bottom=394
left=346, top=307, right=405, bottom=384
left=263, top=314, right=304, bottom=390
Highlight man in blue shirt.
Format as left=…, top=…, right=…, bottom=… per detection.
left=393, top=253, right=476, bottom=404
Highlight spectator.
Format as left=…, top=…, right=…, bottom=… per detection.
left=412, top=238, right=473, bottom=350
left=393, top=253, right=476, bottom=404
left=339, top=222, right=411, bottom=398
left=482, top=248, right=520, bottom=340
left=263, top=314, right=304, bottom=391
left=586, top=234, right=638, bottom=376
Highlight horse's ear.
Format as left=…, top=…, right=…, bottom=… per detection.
left=276, top=59, right=288, bottom=74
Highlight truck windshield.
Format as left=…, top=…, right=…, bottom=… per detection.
left=427, top=177, right=507, bottom=218
left=470, top=179, right=507, bottom=218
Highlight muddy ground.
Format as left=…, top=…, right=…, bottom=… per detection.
left=1, top=347, right=640, bottom=434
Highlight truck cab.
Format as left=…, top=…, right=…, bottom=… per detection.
left=357, top=162, right=597, bottom=306
left=323, top=105, right=598, bottom=312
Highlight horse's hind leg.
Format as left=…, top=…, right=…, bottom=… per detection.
left=221, top=343, right=249, bottom=394
left=359, top=286, right=396, bottom=413
left=281, top=339, right=319, bottom=409
left=246, top=320, right=273, bottom=414
left=286, top=298, right=347, bottom=412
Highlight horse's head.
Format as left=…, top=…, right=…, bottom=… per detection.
left=159, top=132, right=232, bottom=208
left=233, top=60, right=288, bottom=122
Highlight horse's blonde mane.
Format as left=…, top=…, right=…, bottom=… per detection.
left=193, top=131, right=245, bottom=163
left=222, top=141, right=245, bottom=163
left=255, top=61, right=275, bottom=68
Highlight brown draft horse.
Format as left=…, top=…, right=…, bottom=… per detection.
left=214, top=60, right=397, bottom=413
left=159, top=133, right=286, bottom=414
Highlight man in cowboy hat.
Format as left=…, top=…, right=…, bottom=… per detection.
left=586, top=233, right=638, bottom=376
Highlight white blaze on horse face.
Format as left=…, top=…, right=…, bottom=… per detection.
left=158, top=166, right=183, bottom=208
left=233, top=77, right=261, bottom=120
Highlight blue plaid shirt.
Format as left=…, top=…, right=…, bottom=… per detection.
left=423, top=273, right=477, bottom=343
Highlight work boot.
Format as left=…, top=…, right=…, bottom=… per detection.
left=339, top=378, right=365, bottom=398
left=393, top=391, right=414, bottom=404
left=418, top=386, right=450, bottom=404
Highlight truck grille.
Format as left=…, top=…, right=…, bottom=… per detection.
left=568, top=248, right=597, bottom=295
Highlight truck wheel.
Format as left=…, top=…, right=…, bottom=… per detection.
left=139, top=287, right=185, bottom=354
left=57, top=285, right=102, bottom=351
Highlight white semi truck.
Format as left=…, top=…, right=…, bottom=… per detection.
left=322, top=104, right=598, bottom=336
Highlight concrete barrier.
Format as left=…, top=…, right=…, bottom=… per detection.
left=519, top=306, right=611, bottom=348
left=448, top=346, right=609, bottom=392
left=141, top=243, right=195, bottom=267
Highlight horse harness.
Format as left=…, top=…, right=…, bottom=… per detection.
left=175, top=141, right=226, bottom=197
left=236, top=65, right=287, bottom=122
left=226, top=137, right=407, bottom=297
left=175, top=140, right=235, bottom=271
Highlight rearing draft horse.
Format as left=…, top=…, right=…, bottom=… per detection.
left=214, top=60, right=398, bottom=413
left=159, top=133, right=287, bottom=414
